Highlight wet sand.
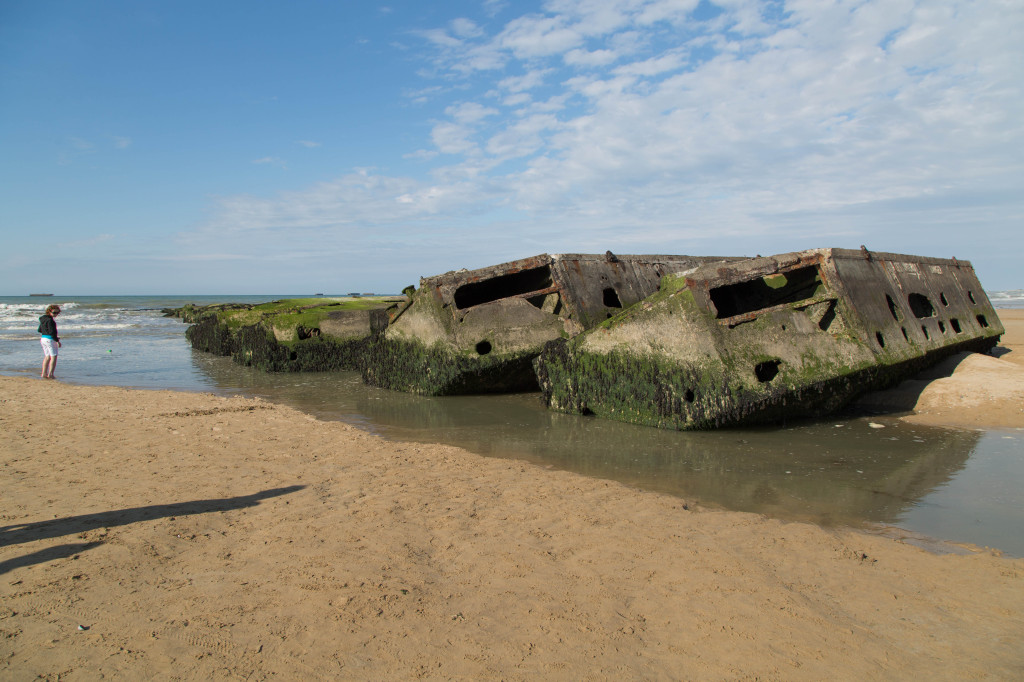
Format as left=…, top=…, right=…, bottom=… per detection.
left=1, top=311, right=1022, bottom=679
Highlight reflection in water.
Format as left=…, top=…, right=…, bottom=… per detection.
left=354, top=389, right=981, bottom=530
left=190, top=351, right=1016, bottom=555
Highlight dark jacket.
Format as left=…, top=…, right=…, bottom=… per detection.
left=38, top=314, right=58, bottom=339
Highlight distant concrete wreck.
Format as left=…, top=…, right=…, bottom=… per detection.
left=170, top=297, right=400, bottom=373
left=534, top=247, right=1004, bottom=429
left=362, top=252, right=740, bottom=395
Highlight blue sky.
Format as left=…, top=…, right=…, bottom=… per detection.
left=1, top=0, right=1021, bottom=294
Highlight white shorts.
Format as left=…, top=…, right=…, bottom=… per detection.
left=41, top=338, right=59, bottom=357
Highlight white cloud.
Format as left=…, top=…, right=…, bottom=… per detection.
left=547, top=0, right=633, bottom=36
left=447, top=101, right=499, bottom=124
left=419, top=27, right=464, bottom=49
left=483, top=0, right=506, bottom=18
left=503, top=92, right=533, bottom=107
left=405, top=84, right=446, bottom=104
left=498, top=14, right=584, bottom=58
left=612, top=49, right=686, bottom=77
left=201, top=170, right=428, bottom=233
left=709, top=0, right=773, bottom=36
left=498, top=69, right=552, bottom=93
left=455, top=43, right=507, bottom=72
left=190, top=0, right=1024, bottom=282
left=450, top=17, right=483, bottom=39
left=485, top=113, right=560, bottom=159
left=252, top=156, right=287, bottom=168
left=431, top=121, right=479, bottom=155
left=564, top=47, right=619, bottom=67
left=636, top=0, right=701, bottom=26
left=296, top=140, right=322, bottom=148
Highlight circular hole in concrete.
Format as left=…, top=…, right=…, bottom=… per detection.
left=475, top=340, right=492, bottom=355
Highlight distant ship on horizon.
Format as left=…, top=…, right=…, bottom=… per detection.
left=29, top=293, right=54, bottom=297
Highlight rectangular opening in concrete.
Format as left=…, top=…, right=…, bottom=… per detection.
left=603, top=287, right=622, bottom=308
left=453, top=265, right=554, bottom=310
left=710, top=265, right=825, bottom=319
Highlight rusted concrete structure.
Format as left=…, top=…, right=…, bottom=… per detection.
left=534, top=247, right=1004, bottom=430
left=363, top=253, right=739, bottom=395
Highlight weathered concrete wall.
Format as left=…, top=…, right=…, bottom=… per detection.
left=320, top=310, right=376, bottom=340
left=534, top=248, right=1003, bottom=430
left=363, top=253, right=740, bottom=395
left=830, top=250, right=1001, bottom=355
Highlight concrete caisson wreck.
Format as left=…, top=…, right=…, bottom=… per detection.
left=362, top=252, right=739, bottom=395
left=173, top=298, right=399, bottom=372
left=533, top=247, right=1004, bottom=430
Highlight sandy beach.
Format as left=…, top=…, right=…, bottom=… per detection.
left=854, top=308, right=1024, bottom=430
left=2, top=311, right=1022, bottom=679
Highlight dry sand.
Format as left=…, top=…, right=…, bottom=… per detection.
left=856, top=308, right=1024, bottom=429
left=1, top=311, right=1023, bottom=680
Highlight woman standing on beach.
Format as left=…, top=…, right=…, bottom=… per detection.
left=38, top=304, right=61, bottom=379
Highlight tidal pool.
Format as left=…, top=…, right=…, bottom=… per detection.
left=190, top=354, right=1024, bottom=557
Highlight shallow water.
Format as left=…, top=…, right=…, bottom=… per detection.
left=188, top=357, right=1024, bottom=555
left=2, top=295, right=1022, bottom=556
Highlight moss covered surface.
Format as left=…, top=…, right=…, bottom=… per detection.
left=362, top=282, right=555, bottom=395
left=534, top=337, right=915, bottom=430
left=185, top=314, right=236, bottom=356
left=362, top=337, right=540, bottom=396
left=209, top=298, right=389, bottom=330
left=165, top=302, right=254, bottom=324
left=533, top=277, right=1002, bottom=430
left=177, top=298, right=398, bottom=373
left=185, top=316, right=375, bottom=372
left=168, top=297, right=393, bottom=324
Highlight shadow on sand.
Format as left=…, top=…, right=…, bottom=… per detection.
left=849, top=351, right=977, bottom=415
left=0, top=485, right=306, bottom=574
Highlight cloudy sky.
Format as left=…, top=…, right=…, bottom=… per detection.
left=1, top=0, right=1021, bottom=294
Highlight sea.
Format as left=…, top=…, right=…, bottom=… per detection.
left=2, top=292, right=1023, bottom=557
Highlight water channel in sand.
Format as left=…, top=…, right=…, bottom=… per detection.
left=190, top=353, right=1024, bottom=557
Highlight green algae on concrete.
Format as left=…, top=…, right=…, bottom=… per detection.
left=362, top=280, right=552, bottom=395
left=362, top=336, right=540, bottom=395
left=534, top=249, right=1004, bottom=430
left=172, top=297, right=401, bottom=373
left=361, top=253, right=740, bottom=396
